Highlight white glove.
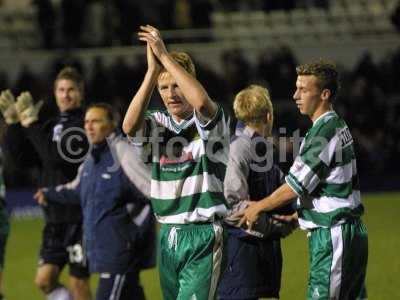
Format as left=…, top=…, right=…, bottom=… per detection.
left=0, top=89, right=19, bottom=124
left=15, top=91, right=43, bottom=127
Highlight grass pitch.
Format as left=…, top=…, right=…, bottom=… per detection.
left=4, top=192, right=400, bottom=299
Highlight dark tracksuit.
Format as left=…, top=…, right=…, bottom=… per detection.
left=44, top=133, right=155, bottom=300
left=218, top=124, right=294, bottom=300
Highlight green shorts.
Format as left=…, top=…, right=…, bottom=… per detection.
left=159, top=222, right=225, bottom=300
left=307, top=219, right=368, bottom=300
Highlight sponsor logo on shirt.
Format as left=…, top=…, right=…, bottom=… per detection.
left=160, top=151, right=194, bottom=166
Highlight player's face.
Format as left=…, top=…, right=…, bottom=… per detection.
left=157, top=72, right=192, bottom=122
left=293, top=75, right=322, bottom=118
left=84, top=107, right=114, bottom=144
left=55, top=79, right=82, bottom=113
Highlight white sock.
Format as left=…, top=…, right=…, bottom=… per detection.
left=47, top=285, right=73, bottom=300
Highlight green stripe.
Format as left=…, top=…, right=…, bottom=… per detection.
left=152, top=156, right=226, bottom=182
left=310, top=113, right=342, bottom=141
left=338, top=220, right=368, bottom=299
left=299, top=204, right=364, bottom=227
left=331, top=145, right=355, bottom=167
left=151, top=191, right=226, bottom=216
left=301, top=143, right=330, bottom=180
left=316, top=175, right=359, bottom=198
left=307, top=226, right=333, bottom=299
left=313, top=111, right=338, bottom=129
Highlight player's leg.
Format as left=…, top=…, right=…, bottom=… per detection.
left=158, top=224, right=180, bottom=300
left=306, top=227, right=338, bottom=300
left=35, top=263, right=73, bottom=300
left=175, top=222, right=225, bottom=300
left=95, top=271, right=145, bottom=300
left=35, top=223, right=71, bottom=298
left=339, top=219, right=368, bottom=300
left=306, top=220, right=368, bottom=300
left=218, top=231, right=282, bottom=300
left=66, top=223, right=92, bottom=300
left=69, top=276, right=92, bottom=300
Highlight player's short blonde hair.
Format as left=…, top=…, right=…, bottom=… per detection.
left=162, top=51, right=196, bottom=77
left=233, top=85, right=273, bottom=125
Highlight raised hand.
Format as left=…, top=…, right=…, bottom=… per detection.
left=146, top=43, right=161, bottom=74
left=15, top=91, right=43, bottom=127
left=0, top=89, right=19, bottom=124
left=138, top=25, right=168, bottom=60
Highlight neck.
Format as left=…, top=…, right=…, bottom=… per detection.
left=172, top=110, right=192, bottom=123
left=310, top=103, right=333, bottom=122
left=248, top=123, right=271, bottom=138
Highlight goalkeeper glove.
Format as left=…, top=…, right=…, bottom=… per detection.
left=15, top=91, right=44, bottom=127
left=0, top=89, right=19, bottom=124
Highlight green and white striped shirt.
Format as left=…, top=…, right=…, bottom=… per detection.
left=285, top=111, right=364, bottom=229
left=139, top=106, right=229, bottom=224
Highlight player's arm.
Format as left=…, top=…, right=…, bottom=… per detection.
left=238, top=183, right=297, bottom=229
left=138, top=25, right=217, bottom=121
left=224, top=138, right=251, bottom=208
left=114, top=138, right=151, bottom=198
left=122, top=43, right=161, bottom=137
left=34, top=164, right=84, bottom=206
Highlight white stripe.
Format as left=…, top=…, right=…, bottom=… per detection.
left=298, top=217, right=347, bottom=230
left=156, top=204, right=227, bottom=224
left=298, top=218, right=321, bottom=230
left=151, top=173, right=223, bottom=200
left=153, top=111, right=195, bottom=132
left=325, top=160, right=355, bottom=184
left=208, top=222, right=224, bottom=300
left=194, top=106, right=228, bottom=141
left=55, top=164, right=84, bottom=192
left=318, top=133, right=339, bottom=165
left=289, top=157, right=320, bottom=194
left=330, top=225, right=343, bottom=299
left=100, top=272, right=111, bottom=279
left=115, top=274, right=126, bottom=300
left=312, top=190, right=361, bottom=213
left=312, top=111, right=336, bottom=126
left=109, top=274, right=120, bottom=300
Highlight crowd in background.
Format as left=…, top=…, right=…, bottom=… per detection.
left=27, top=0, right=332, bottom=49
left=0, top=44, right=399, bottom=190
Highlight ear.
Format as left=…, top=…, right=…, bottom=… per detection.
left=321, top=89, right=331, bottom=101
left=266, top=112, right=273, bottom=123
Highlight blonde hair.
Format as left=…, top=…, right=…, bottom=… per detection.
left=233, top=85, right=273, bottom=125
left=164, top=51, right=196, bottom=77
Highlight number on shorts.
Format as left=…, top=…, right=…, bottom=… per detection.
left=67, top=243, right=84, bottom=264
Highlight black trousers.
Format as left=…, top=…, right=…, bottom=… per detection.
left=96, top=271, right=145, bottom=300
